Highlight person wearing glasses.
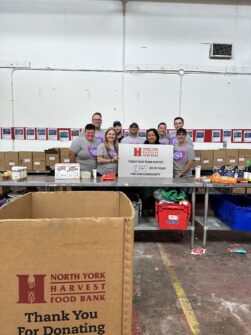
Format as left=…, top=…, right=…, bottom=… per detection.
left=92, top=112, right=105, bottom=144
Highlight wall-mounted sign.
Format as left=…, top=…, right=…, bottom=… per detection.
left=212, top=130, right=221, bottom=143
left=26, top=127, right=36, bottom=140
left=232, top=129, right=242, bottom=143
left=71, top=128, right=80, bottom=140
left=58, top=129, right=70, bottom=141
left=48, top=128, right=57, bottom=141
left=36, top=128, right=47, bottom=140
left=195, top=130, right=205, bottom=143
left=243, top=130, right=251, bottom=143
left=1, top=127, right=12, bottom=140
left=14, top=127, right=25, bottom=140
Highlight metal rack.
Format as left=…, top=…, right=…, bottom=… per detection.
left=0, top=176, right=203, bottom=248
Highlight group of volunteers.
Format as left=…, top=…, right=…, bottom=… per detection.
left=69, top=113, right=195, bottom=177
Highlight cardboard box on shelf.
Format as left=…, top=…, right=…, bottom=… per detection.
left=213, top=149, right=227, bottom=166
left=200, top=150, right=214, bottom=169
left=226, top=149, right=239, bottom=166
left=0, top=191, right=134, bottom=334
left=32, top=152, right=46, bottom=171
left=45, top=149, right=60, bottom=168
left=194, top=150, right=201, bottom=166
left=0, top=152, right=5, bottom=170
left=19, top=152, right=33, bottom=171
left=4, top=152, right=19, bottom=170
left=231, top=188, right=246, bottom=194
left=238, top=149, right=251, bottom=166
left=60, top=148, right=70, bottom=163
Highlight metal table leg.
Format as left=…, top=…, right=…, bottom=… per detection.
left=203, top=187, right=209, bottom=248
left=191, top=187, right=196, bottom=249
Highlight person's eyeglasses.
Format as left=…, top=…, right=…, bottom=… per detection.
left=92, top=118, right=102, bottom=121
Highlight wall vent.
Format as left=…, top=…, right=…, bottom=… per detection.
left=209, top=43, right=232, bottom=59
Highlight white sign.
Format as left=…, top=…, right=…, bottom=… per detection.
left=118, top=144, right=173, bottom=178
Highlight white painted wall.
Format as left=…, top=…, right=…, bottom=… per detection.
left=0, top=0, right=251, bottom=150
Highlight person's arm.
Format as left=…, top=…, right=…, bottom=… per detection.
left=178, top=160, right=194, bottom=177
left=97, top=156, right=116, bottom=164
left=69, top=150, right=76, bottom=163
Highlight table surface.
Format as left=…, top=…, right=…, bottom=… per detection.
left=0, top=175, right=204, bottom=187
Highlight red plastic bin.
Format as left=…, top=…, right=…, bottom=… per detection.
left=155, top=202, right=191, bottom=230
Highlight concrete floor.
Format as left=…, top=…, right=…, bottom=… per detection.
left=132, top=230, right=251, bottom=335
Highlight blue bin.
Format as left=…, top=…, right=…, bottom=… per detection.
left=211, top=194, right=251, bottom=232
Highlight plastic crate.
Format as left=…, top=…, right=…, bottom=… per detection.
left=155, top=202, right=191, bottom=230
left=211, top=194, right=251, bottom=231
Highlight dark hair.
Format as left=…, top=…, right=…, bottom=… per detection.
left=85, top=123, right=96, bottom=131
left=176, top=127, right=187, bottom=135
left=174, top=116, right=184, bottom=123
left=129, top=122, right=139, bottom=128
left=113, top=121, right=122, bottom=127
left=158, top=122, right=167, bottom=128
left=144, top=128, right=160, bottom=144
left=92, top=112, right=102, bottom=119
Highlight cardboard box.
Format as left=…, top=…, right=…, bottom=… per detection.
left=231, top=188, right=246, bottom=194
left=32, top=152, right=46, bottom=171
left=200, top=150, right=214, bottom=169
left=55, top=163, right=80, bottom=179
left=226, top=149, right=239, bottom=166
left=45, top=149, right=60, bottom=168
left=0, top=192, right=134, bottom=335
left=4, top=152, right=19, bottom=170
left=194, top=150, right=201, bottom=165
left=60, top=148, right=70, bottom=163
left=0, top=152, right=5, bottom=170
left=238, top=149, right=251, bottom=166
left=213, top=149, right=227, bottom=166
left=19, top=152, right=33, bottom=171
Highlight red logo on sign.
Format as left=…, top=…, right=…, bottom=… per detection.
left=17, top=275, right=46, bottom=304
left=134, top=148, right=142, bottom=156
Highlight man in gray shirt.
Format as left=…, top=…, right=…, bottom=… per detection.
left=69, top=123, right=99, bottom=172
left=157, top=122, right=170, bottom=144
left=121, top=123, right=145, bottom=144
left=169, top=117, right=193, bottom=147
left=80, top=112, right=105, bottom=144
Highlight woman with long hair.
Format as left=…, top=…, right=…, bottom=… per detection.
left=144, top=128, right=160, bottom=144
left=97, top=127, right=119, bottom=175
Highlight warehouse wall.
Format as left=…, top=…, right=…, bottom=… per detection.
left=0, top=0, right=251, bottom=150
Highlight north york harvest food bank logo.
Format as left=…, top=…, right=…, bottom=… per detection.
left=17, top=275, right=46, bottom=304
left=17, top=273, right=106, bottom=304
left=134, top=147, right=159, bottom=157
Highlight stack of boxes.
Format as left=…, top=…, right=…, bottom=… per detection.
left=0, top=148, right=70, bottom=172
